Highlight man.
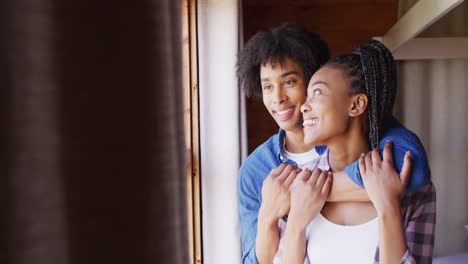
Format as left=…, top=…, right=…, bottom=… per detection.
left=236, top=23, right=431, bottom=264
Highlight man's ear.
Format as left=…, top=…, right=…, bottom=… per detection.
left=349, top=93, right=368, bottom=117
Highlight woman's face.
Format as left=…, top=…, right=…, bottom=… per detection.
left=301, top=65, right=358, bottom=145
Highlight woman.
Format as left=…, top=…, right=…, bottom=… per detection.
left=275, top=40, right=436, bottom=263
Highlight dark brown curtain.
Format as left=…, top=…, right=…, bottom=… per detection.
left=0, top=1, right=188, bottom=264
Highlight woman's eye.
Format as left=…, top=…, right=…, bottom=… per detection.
left=313, top=88, right=322, bottom=96
left=263, top=85, right=271, bottom=90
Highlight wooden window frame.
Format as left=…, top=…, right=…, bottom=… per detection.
left=181, top=0, right=202, bottom=263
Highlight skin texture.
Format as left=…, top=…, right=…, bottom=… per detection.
left=256, top=58, right=310, bottom=264
left=260, top=57, right=310, bottom=153
left=359, top=143, right=412, bottom=264
left=283, top=168, right=332, bottom=263
left=255, top=59, right=368, bottom=264
left=282, top=65, right=411, bottom=263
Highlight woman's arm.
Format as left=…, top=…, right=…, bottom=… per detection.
left=238, top=163, right=298, bottom=264
left=343, top=119, right=431, bottom=193
left=255, top=164, right=299, bottom=264
left=283, top=169, right=332, bottom=264
left=359, top=142, right=413, bottom=263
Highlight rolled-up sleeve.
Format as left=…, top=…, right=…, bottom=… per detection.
left=374, top=183, right=436, bottom=264
left=238, top=165, right=260, bottom=264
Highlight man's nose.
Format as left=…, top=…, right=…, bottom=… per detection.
left=272, top=86, right=286, bottom=104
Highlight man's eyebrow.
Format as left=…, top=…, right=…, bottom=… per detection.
left=281, top=70, right=300, bottom=78
left=261, top=70, right=300, bottom=82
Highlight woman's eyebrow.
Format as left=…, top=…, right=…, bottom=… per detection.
left=310, top=80, right=328, bottom=87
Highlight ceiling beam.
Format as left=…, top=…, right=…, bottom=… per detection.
left=393, top=37, right=468, bottom=60
left=379, top=0, right=465, bottom=52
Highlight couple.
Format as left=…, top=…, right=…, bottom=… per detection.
left=237, top=23, right=435, bottom=264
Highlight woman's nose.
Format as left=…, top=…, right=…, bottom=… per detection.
left=300, top=101, right=310, bottom=114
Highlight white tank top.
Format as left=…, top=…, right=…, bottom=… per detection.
left=306, top=213, right=378, bottom=264
left=273, top=148, right=378, bottom=263
left=273, top=214, right=379, bottom=264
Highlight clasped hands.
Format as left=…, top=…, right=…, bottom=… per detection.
left=259, top=163, right=332, bottom=230
left=259, top=141, right=412, bottom=229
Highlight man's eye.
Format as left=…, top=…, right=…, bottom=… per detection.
left=284, top=79, right=295, bottom=85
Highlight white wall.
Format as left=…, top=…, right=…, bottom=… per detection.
left=397, top=0, right=468, bottom=257
left=198, top=0, right=241, bottom=263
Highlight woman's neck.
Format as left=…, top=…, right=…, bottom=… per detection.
left=284, top=128, right=314, bottom=153
left=327, top=127, right=370, bottom=172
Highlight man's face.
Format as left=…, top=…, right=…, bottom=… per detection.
left=260, top=57, right=307, bottom=132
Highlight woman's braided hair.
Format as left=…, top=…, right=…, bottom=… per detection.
left=325, top=40, right=397, bottom=148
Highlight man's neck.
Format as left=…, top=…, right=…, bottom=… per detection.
left=284, top=128, right=315, bottom=154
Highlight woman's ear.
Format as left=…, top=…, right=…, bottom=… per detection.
left=349, top=93, right=368, bottom=117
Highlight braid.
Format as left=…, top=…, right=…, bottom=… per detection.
left=325, top=40, right=397, bottom=148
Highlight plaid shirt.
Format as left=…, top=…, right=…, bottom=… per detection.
left=374, top=182, right=436, bottom=264
left=274, top=182, right=436, bottom=264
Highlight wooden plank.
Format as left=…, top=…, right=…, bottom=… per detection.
left=244, top=0, right=375, bottom=6
left=393, top=37, right=468, bottom=60
left=182, top=0, right=202, bottom=263
left=381, top=0, right=465, bottom=52
left=180, top=1, right=194, bottom=264
left=189, top=0, right=202, bottom=263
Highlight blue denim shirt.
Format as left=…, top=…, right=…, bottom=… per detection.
left=237, top=117, right=431, bottom=264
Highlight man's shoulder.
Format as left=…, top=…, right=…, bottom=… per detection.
left=381, top=118, right=422, bottom=147
left=239, top=133, right=280, bottom=176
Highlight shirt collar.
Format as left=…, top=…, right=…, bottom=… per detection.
left=275, top=129, right=287, bottom=163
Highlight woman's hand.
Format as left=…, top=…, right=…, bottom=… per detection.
left=256, top=164, right=300, bottom=264
left=288, top=168, right=332, bottom=230
left=259, top=164, right=300, bottom=222
left=359, top=141, right=412, bottom=214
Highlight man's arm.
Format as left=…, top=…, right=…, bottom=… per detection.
left=343, top=140, right=430, bottom=193
left=327, top=170, right=369, bottom=202
left=314, top=146, right=369, bottom=202
left=238, top=166, right=261, bottom=264
left=239, top=164, right=295, bottom=264
left=325, top=122, right=431, bottom=201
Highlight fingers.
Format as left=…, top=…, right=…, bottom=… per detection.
left=284, top=168, right=301, bottom=188
left=270, top=163, right=287, bottom=178
left=365, top=152, right=372, bottom=169
left=371, top=148, right=382, bottom=166
left=359, top=153, right=366, bottom=175
left=276, top=164, right=295, bottom=183
left=321, top=173, right=333, bottom=196
left=315, top=171, right=329, bottom=188
left=383, top=141, right=394, bottom=165
left=400, top=151, right=413, bottom=188
left=297, top=168, right=312, bottom=181
left=307, top=168, right=322, bottom=185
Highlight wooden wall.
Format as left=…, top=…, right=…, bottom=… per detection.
left=243, top=0, right=398, bottom=153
